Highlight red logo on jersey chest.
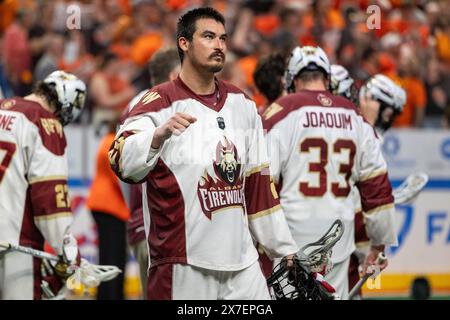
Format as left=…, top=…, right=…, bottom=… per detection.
left=197, top=137, right=244, bottom=219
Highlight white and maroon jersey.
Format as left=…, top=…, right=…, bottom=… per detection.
left=262, top=90, right=397, bottom=263
left=0, top=98, right=73, bottom=254
left=109, top=77, right=298, bottom=271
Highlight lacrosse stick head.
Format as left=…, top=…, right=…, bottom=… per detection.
left=66, top=258, right=122, bottom=289
left=267, top=256, right=336, bottom=300
left=393, top=172, right=428, bottom=204
left=298, top=219, right=345, bottom=274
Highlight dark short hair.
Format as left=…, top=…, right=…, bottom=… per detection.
left=296, top=70, right=327, bottom=85
left=33, top=81, right=60, bottom=111
left=148, top=48, right=180, bottom=86
left=176, top=7, right=225, bottom=62
left=253, top=53, right=286, bottom=103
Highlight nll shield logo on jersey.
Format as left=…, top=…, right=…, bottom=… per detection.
left=197, top=137, right=244, bottom=219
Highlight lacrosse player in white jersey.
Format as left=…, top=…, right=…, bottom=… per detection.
left=350, top=73, right=407, bottom=297
left=262, top=46, right=398, bottom=299
left=109, top=7, right=298, bottom=300
left=0, top=71, right=86, bottom=299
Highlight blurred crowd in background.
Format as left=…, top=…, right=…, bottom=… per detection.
left=1, top=0, right=450, bottom=130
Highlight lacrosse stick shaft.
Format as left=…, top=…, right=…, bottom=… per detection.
left=348, top=252, right=387, bottom=300
left=0, top=242, right=59, bottom=261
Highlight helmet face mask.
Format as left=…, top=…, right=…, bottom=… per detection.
left=43, top=71, right=87, bottom=126
left=375, top=102, right=398, bottom=132
left=285, top=46, right=331, bottom=93
left=359, top=74, right=406, bottom=132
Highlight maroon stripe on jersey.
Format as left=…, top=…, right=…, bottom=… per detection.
left=33, top=257, right=42, bottom=300
left=263, top=90, right=368, bottom=133
left=146, top=159, right=187, bottom=267
left=147, top=263, right=173, bottom=300
left=19, top=187, right=45, bottom=250
left=30, top=180, right=72, bottom=217
left=354, top=211, right=369, bottom=243
left=245, top=168, right=280, bottom=216
left=127, top=184, right=145, bottom=245
left=126, top=77, right=253, bottom=120
left=6, top=97, right=67, bottom=155
left=356, top=173, right=394, bottom=213
left=258, top=250, right=273, bottom=279
left=20, top=184, right=51, bottom=300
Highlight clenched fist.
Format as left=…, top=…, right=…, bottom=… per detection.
left=151, top=112, right=197, bottom=149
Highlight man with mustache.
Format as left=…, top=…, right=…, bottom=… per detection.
left=109, top=7, right=298, bottom=300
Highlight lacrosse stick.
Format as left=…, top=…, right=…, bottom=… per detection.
left=267, top=220, right=345, bottom=300
left=297, top=219, right=345, bottom=274
left=348, top=252, right=386, bottom=300
left=0, top=241, right=122, bottom=289
left=393, top=172, right=428, bottom=205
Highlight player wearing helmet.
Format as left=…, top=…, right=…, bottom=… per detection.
left=262, top=46, right=397, bottom=299
left=330, top=64, right=358, bottom=104
left=0, top=71, right=86, bottom=299
left=349, top=74, right=406, bottom=298
left=359, top=74, right=406, bottom=134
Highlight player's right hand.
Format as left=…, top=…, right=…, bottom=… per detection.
left=152, top=112, right=197, bottom=148
left=362, top=245, right=388, bottom=274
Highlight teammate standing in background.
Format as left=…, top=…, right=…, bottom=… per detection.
left=349, top=74, right=406, bottom=298
left=0, top=71, right=86, bottom=299
left=86, top=115, right=130, bottom=300
left=124, top=47, right=181, bottom=299
left=253, top=53, right=287, bottom=114
left=109, top=7, right=298, bottom=300
left=262, top=46, right=397, bottom=299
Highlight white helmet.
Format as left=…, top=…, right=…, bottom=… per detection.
left=330, top=64, right=356, bottom=101
left=43, top=71, right=87, bottom=126
left=359, top=74, right=406, bottom=112
left=285, top=46, right=331, bottom=92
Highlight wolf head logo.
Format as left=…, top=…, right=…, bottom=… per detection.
left=215, top=137, right=241, bottom=185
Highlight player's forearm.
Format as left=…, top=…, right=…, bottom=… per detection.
left=109, top=116, right=163, bottom=182
left=110, top=129, right=161, bottom=183
left=34, top=215, right=74, bottom=256
left=364, top=208, right=398, bottom=247
left=249, top=210, right=299, bottom=259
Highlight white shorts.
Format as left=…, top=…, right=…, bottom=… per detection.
left=147, top=260, right=271, bottom=300
left=0, top=251, right=37, bottom=300
left=324, top=257, right=351, bottom=300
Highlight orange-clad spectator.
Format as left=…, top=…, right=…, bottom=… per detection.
left=379, top=52, right=397, bottom=77
left=86, top=122, right=130, bottom=300
left=435, top=26, right=450, bottom=63
left=254, top=13, right=279, bottom=37
left=129, top=32, right=164, bottom=66
left=394, top=60, right=427, bottom=128
left=58, top=31, right=96, bottom=83
left=272, top=7, right=302, bottom=56
left=89, top=52, right=137, bottom=133
left=117, top=0, right=132, bottom=15
left=0, top=0, right=19, bottom=32
left=238, top=55, right=258, bottom=90
left=2, top=10, right=33, bottom=95
left=165, top=0, right=188, bottom=11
